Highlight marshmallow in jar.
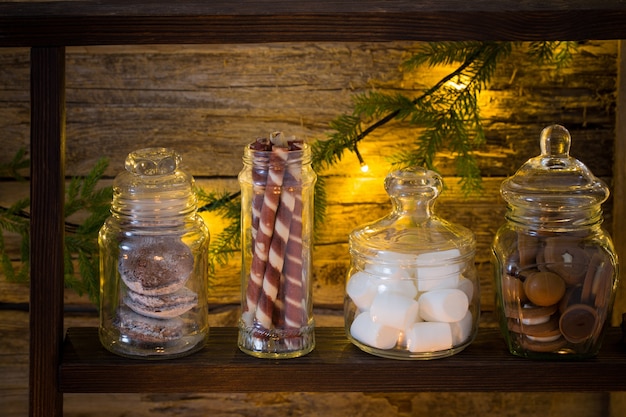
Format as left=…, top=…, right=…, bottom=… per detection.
left=99, top=148, right=210, bottom=359
left=492, top=125, right=619, bottom=359
left=345, top=167, right=479, bottom=359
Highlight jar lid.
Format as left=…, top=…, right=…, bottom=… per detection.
left=112, top=147, right=197, bottom=219
left=349, top=167, right=475, bottom=263
left=501, top=125, right=609, bottom=211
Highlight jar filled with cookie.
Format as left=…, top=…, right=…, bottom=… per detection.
left=99, top=148, right=210, bottom=359
left=492, top=125, right=619, bottom=359
left=344, top=167, right=479, bottom=359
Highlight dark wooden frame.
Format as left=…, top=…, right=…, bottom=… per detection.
left=2, top=2, right=626, bottom=417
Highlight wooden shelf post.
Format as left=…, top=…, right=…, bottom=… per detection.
left=29, top=46, right=66, bottom=417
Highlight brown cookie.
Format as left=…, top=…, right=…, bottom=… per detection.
left=517, top=233, right=540, bottom=267
left=544, top=237, right=589, bottom=285
left=501, top=274, right=527, bottom=304
left=505, top=303, right=557, bottom=321
left=580, top=251, right=614, bottom=309
left=519, top=335, right=567, bottom=353
left=559, top=284, right=583, bottom=313
left=508, top=315, right=560, bottom=337
left=559, top=304, right=598, bottom=344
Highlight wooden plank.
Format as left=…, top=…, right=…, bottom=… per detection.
left=59, top=326, right=626, bottom=393
left=0, top=42, right=617, bottom=178
left=29, top=47, right=65, bottom=417
left=0, top=310, right=618, bottom=417
left=2, top=1, right=626, bottom=46
left=613, top=41, right=626, bottom=325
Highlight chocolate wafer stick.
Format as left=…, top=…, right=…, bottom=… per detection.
left=255, top=172, right=296, bottom=328
left=283, top=190, right=305, bottom=328
left=244, top=145, right=288, bottom=322
left=250, top=138, right=271, bottom=242
left=281, top=148, right=306, bottom=328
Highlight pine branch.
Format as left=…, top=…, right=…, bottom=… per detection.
left=196, top=188, right=242, bottom=275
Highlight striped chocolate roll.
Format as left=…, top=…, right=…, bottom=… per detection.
left=244, top=146, right=288, bottom=321
left=255, top=169, right=296, bottom=328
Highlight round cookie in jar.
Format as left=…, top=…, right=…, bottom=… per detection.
left=344, top=167, right=479, bottom=360
left=492, top=125, right=618, bottom=359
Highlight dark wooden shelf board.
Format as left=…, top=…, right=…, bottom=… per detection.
left=3, top=0, right=626, bottom=46
left=60, top=326, right=626, bottom=393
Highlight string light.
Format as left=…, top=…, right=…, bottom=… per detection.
left=354, top=145, right=369, bottom=173
left=446, top=75, right=469, bottom=91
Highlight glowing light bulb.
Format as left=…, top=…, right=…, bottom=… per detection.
left=360, top=162, right=369, bottom=173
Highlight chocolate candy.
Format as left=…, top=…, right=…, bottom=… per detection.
left=523, top=271, right=565, bottom=307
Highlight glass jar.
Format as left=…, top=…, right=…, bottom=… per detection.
left=345, top=167, right=479, bottom=359
left=238, top=134, right=317, bottom=358
left=99, top=148, right=210, bottom=359
left=492, top=125, right=618, bottom=359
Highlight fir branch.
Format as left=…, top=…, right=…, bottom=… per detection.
left=0, top=152, right=111, bottom=306
left=196, top=188, right=242, bottom=274
left=0, top=147, right=29, bottom=180
left=316, top=41, right=512, bottom=195
left=528, top=41, right=577, bottom=68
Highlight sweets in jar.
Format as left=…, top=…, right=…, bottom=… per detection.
left=238, top=133, right=316, bottom=359
left=492, top=125, right=618, bottom=359
left=345, top=167, right=479, bottom=359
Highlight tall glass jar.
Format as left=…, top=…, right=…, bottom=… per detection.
left=99, top=148, right=210, bottom=359
left=238, top=134, right=317, bottom=358
left=492, top=125, right=618, bottom=359
left=345, top=167, right=479, bottom=360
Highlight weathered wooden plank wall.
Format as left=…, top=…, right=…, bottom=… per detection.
left=1, top=40, right=624, bottom=416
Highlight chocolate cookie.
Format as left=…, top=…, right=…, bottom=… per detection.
left=114, top=307, right=185, bottom=346
left=124, top=286, right=198, bottom=319
left=119, top=236, right=194, bottom=295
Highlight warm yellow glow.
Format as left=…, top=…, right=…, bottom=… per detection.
left=447, top=75, right=470, bottom=91
left=360, top=162, right=369, bottom=173
left=199, top=210, right=228, bottom=236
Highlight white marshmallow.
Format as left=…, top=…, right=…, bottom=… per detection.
left=405, top=321, right=453, bottom=352
left=450, top=310, right=473, bottom=345
left=366, top=250, right=418, bottom=278
left=375, top=250, right=418, bottom=264
left=350, top=311, right=399, bottom=350
left=457, top=276, right=475, bottom=302
left=375, top=276, right=418, bottom=299
left=418, top=288, right=469, bottom=323
left=416, top=249, right=462, bottom=292
left=370, top=292, right=420, bottom=331
left=346, top=271, right=378, bottom=311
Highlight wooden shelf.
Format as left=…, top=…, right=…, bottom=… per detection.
left=6, top=1, right=626, bottom=415
left=2, top=0, right=626, bottom=46
left=60, top=326, right=626, bottom=393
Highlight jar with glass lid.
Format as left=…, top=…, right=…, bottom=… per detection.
left=492, top=125, right=618, bottom=359
left=345, top=167, right=479, bottom=359
left=99, top=148, right=210, bottom=359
